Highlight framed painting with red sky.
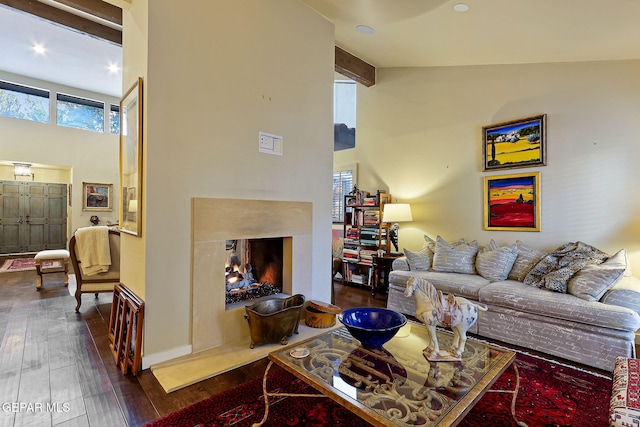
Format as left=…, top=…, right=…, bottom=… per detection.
left=483, top=172, right=540, bottom=231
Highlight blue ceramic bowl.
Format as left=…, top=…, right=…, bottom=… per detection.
left=338, top=307, right=407, bottom=349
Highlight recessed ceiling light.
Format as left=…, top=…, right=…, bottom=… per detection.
left=453, top=3, right=469, bottom=12
left=356, top=25, right=375, bottom=35
left=107, top=62, right=120, bottom=74
left=32, top=43, right=46, bottom=55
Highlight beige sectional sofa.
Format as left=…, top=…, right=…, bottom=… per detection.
left=386, top=236, right=640, bottom=372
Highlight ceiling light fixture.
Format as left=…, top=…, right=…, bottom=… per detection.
left=14, top=163, right=33, bottom=180
left=32, top=43, right=46, bottom=55
left=356, top=25, right=375, bottom=35
left=453, top=3, right=470, bottom=12
left=107, top=62, right=120, bottom=74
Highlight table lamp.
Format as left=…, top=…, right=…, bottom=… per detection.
left=382, top=203, right=413, bottom=253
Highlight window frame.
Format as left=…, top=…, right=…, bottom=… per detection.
left=333, top=163, right=358, bottom=223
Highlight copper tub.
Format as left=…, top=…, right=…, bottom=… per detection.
left=244, top=294, right=305, bottom=348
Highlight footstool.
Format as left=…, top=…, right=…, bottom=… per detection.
left=34, top=249, right=70, bottom=290
left=610, top=356, right=640, bottom=426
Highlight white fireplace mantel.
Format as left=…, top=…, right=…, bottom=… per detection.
left=191, top=198, right=313, bottom=353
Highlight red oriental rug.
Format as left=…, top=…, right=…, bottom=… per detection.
left=0, top=258, right=63, bottom=272
left=0, top=258, right=37, bottom=272
left=144, top=352, right=612, bottom=427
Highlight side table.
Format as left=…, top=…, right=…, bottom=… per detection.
left=371, top=253, right=403, bottom=297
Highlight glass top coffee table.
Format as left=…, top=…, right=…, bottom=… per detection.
left=254, top=324, right=515, bottom=426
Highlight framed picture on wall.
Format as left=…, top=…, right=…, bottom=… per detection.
left=483, top=172, right=541, bottom=231
left=119, top=77, right=143, bottom=236
left=82, top=182, right=112, bottom=211
left=483, top=114, right=546, bottom=171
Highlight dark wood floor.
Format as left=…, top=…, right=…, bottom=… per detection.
left=0, top=267, right=384, bottom=427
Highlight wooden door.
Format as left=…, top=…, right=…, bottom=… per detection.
left=0, top=181, right=23, bottom=253
left=0, top=181, right=68, bottom=254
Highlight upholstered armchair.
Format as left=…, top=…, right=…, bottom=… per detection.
left=68, top=227, right=120, bottom=312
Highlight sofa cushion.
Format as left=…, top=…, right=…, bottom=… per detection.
left=568, top=249, right=627, bottom=302
left=479, top=280, right=640, bottom=332
left=508, top=240, right=546, bottom=281
left=475, top=242, right=518, bottom=282
left=432, top=236, right=478, bottom=275
left=388, top=269, right=490, bottom=300
left=601, top=276, right=640, bottom=316
left=403, top=246, right=432, bottom=271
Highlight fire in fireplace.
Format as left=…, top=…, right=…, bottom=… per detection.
left=225, top=237, right=284, bottom=304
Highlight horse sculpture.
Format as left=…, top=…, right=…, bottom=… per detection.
left=404, top=276, right=487, bottom=360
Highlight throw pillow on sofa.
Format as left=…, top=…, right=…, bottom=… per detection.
left=432, top=235, right=478, bottom=274
left=475, top=241, right=518, bottom=282
left=403, top=246, right=432, bottom=271
left=568, top=249, right=627, bottom=301
left=508, top=240, right=547, bottom=282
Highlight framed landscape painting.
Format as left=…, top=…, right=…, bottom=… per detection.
left=483, top=172, right=540, bottom=231
left=483, top=114, right=546, bottom=171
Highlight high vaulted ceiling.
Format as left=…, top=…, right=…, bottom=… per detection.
left=302, top=0, right=640, bottom=69
left=1, top=0, right=640, bottom=98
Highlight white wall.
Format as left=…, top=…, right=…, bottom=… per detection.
left=0, top=71, right=120, bottom=234
left=133, top=0, right=335, bottom=357
left=335, top=60, right=640, bottom=272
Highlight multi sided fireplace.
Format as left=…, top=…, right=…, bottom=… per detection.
left=225, top=238, right=284, bottom=304
left=192, top=198, right=313, bottom=353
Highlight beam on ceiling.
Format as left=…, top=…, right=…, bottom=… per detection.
left=0, top=0, right=121, bottom=45
left=335, top=46, right=376, bottom=87
left=48, top=0, right=122, bottom=26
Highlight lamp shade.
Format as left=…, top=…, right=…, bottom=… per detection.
left=382, top=203, right=413, bottom=223
left=128, top=199, right=138, bottom=213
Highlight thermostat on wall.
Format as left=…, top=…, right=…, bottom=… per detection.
left=259, top=132, right=283, bottom=156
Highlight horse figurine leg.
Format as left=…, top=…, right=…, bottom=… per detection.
left=419, top=308, right=441, bottom=358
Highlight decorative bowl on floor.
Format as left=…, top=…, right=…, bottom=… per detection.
left=338, top=307, right=407, bottom=349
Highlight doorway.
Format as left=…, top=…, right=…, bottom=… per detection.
left=0, top=180, right=68, bottom=253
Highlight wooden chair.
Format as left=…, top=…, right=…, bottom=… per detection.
left=69, top=228, right=121, bottom=312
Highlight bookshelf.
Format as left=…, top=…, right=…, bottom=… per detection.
left=342, top=191, right=391, bottom=288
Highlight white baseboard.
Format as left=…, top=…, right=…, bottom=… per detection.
left=141, top=344, right=192, bottom=370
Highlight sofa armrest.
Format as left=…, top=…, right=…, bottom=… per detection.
left=392, top=256, right=410, bottom=271
left=601, top=276, right=640, bottom=316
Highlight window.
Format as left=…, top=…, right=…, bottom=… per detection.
left=109, top=104, right=120, bottom=135
left=333, top=163, right=358, bottom=222
left=334, top=80, right=356, bottom=151
left=0, top=80, right=49, bottom=123
left=56, top=93, right=104, bottom=132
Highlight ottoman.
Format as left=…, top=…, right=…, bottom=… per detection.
left=34, top=249, right=70, bottom=289
left=610, top=356, right=640, bottom=426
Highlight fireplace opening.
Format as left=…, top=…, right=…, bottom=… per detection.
left=225, top=238, right=284, bottom=305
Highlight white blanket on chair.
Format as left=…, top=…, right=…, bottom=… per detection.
left=75, top=226, right=111, bottom=276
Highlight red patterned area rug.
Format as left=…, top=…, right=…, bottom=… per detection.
left=144, top=352, right=612, bottom=427
left=0, top=258, right=36, bottom=272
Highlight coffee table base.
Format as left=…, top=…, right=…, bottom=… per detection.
left=254, top=359, right=526, bottom=427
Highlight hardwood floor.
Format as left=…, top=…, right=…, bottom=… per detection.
left=0, top=268, right=613, bottom=427
left=0, top=268, right=382, bottom=427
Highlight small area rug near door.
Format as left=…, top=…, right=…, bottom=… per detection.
left=144, top=352, right=612, bottom=427
left=0, top=258, right=36, bottom=272
left=0, top=258, right=63, bottom=272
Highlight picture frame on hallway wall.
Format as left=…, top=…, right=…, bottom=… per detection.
left=483, top=114, right=546, bottom=171
left=82, top=182, right=112, bottom=211
left=119, top=77, right=143, bottom=237
left=483, top=172, right=541, bottom=231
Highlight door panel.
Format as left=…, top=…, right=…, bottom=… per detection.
left=0, top=182, right=23, bottom=253
left=0, top=181, right=68, bottom=253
